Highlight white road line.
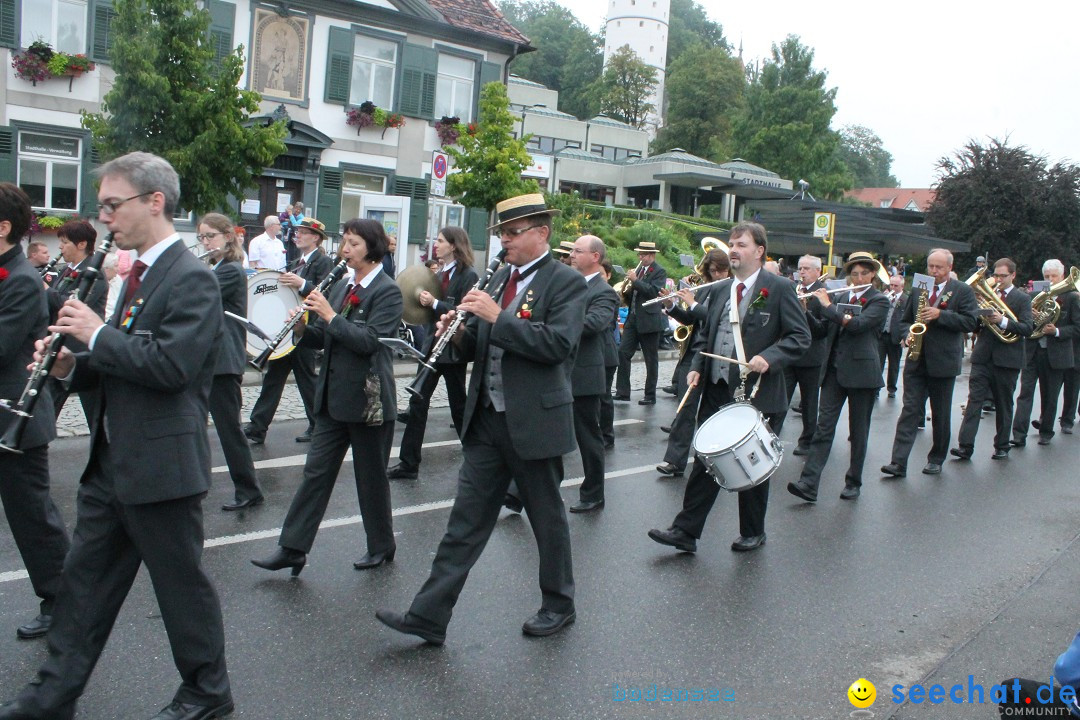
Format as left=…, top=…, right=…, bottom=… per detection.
left=215, top=418, right=645, bottom=474
left=1, top=463, right=659, bottom=581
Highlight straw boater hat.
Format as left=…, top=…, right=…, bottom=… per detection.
left=553, top=240, right=575, bottom=257
left=634, top=241, right=659, bottom=254
left=296, top=217, right=328, bottom=240
left=488, top=193, right=561, bottom=230
left=843, top=251, right=880, bottom=275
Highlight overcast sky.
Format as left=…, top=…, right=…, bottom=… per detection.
left=551, top=0, right=1079, bottom=188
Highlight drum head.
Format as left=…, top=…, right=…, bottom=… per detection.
left=246, top=270, right=303, bottom=360
left=693, top=403, right=760, bottom=454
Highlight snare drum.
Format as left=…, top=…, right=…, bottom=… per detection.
left=246, top=270, right=303, bottom=361
left=692, top=402, right=783, bottom=492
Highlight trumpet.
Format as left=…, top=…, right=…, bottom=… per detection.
left=795, top=283, right=871, bottom=300
left=249, top=258, right=349, bottom=371
left=642, top=278, right=726, bottom=306
left=614, top=263, right=643, bottom=306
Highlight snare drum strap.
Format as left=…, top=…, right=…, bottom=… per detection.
left=728, top=282, right=756, bottom=398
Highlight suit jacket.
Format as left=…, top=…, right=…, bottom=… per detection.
left=899, top=278, right=979, bottom=377
left=300, top=270, right=403, bottom=423
left=0, top=245, right=56, bottom=450
left=820, top=287, right=889, bottom=389
left=297, top=247, right=335, bottom=297
left=602, top=295, right=619, bottom=369
left=628, top=262, right=668, bottom=334
left=969, top=287, right=1033, bottom=370
left=459, top=256, right=587, bottom=459
left=1043, top=290, right=1080, bottom=370
left=47, top=259, right=108, bottom=354
left=883, top=291, right=909, bottom=345
left=572, top=274, right=619, bottom=397
left=689, top=271, right=811, bottom=414
left=69, top=240, right=222, bottom=505
left=430, top=264, right=479, bottom=366
left=212, top=260, right=248, bottom=376
left=793, top=278, right=829, bottom=367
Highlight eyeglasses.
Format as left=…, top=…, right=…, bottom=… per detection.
left=97, top=191, right=155, bottom=216
left=496, top=224, right=542, bottom=239
left=195, top=232, right=222, bottom=242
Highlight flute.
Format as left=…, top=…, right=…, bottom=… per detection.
left=796, top=283, right=871, bottom=300
left=642, top=278, right=726, bottom=306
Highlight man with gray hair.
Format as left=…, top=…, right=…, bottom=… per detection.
left=0, top=152, right=234, bottom=720
left=782, top=254, right=829, bottom=454
left=247, top=214, right=285, bottom=270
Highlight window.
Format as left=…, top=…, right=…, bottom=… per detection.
left=339, top=170, right=388, bottom=232
left=22, top=0, right=87, bottom=54
left=18, top=132, right=80, bottom=211
left=350, top=34, right=397, bottom=107
left=435, top=53, right=475, bottom=122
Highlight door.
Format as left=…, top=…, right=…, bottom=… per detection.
left=242, top=176, right=304, bottom=243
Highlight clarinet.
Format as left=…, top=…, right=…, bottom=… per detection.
left=39, top=252, right=63, bottom=279
left=0, top=233, right=114, bottom=454
left=250, top=258, right=348, bottom=371
left=405, top=249, right=507, bottom=398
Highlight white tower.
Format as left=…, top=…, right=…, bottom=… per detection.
left=603, top=0, right=671, bottom=135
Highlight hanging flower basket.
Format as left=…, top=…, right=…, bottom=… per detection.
left=345, top=101, right=406, bottom=138
left=12, top=41, right=95, bottom=87
left=434, top=116, right=461, bottom=146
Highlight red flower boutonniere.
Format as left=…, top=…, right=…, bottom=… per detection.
left=517, top=302, right=532, bottom=320
left=748, top=288, right=769, bottom=311
left=859, top=296, right=868, bottom=306
left=69, top=271, right=79, bottom=281
left=938, top=291, right=953, bottom=310
left=341, top=291, right=361, bottom=317
left=0, top=268, right=9, bottom=282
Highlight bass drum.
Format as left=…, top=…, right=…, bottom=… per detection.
left=692, top=402, right=783, bottom=492
left=246, top=270, right=303, bottom=361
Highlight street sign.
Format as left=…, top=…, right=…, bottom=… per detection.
left=813, top=212, right=834, bottom=239
left=432, top=151, right=448, bottom=180
left=430, top=178, right=446, bottom=197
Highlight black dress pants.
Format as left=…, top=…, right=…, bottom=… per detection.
left=890, top=361, right=956, bottom=467
left=1013, top=346, right=1064, bottom=441
left=662, top=383, right=701, bottom=472
left=798, top=369, right=876, bottom=491
left=783, top=364, right=823, bottom=448
left=600, top=365, right=616, bottom=446
left=209, top=374, right=261, bottom=503
left=248, top=347, right=318, bottom=432
left=615, top=313, right=659, bottom=399
left=878, top=335, right=902, bottom=393
left=1059, top=367, right=1079, bottom=428
left=397, top=362, right=467, bottom=470
left=957, top=362, right=1019, bottom=452
left=573, top=395, right=605, bottom=503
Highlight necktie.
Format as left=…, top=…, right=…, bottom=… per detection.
left=501, top=269, right=522, bottom=309
left=296, top=257, right=307, bottom=274
left=123, top=260, right=148, bottom=306
left=441, top=269, right=451, bottom=293
left=849, top=292, right=858, bottom=304
left=340, top=283, right=355, bottom=311
left=999, top=288, right=1006, bottom=300
left=736, top=282, right=746, bottom=307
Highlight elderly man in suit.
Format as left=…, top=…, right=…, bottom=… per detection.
left=783, top=254, right=829, bottom=454
left=0, top=153, right=232, bottom=720
left=377, top=193, right=586, bottom=644
left=881, top=249, right=979, bottom=478
left=615, top=241, right=668, bottom=405
left=567, top=234, right=619, bottom=512
left=648, top=222, right=810, bottom=554
left=879, top=273, right=908, bottom=398
left=787, top=252, right=890, bottom=502
left=952, top=258, right=1033, bottom=460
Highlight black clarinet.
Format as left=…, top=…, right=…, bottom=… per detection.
left=405, top=249, right=507, bottom=398
left=250, top=258, right=349, bottom=371
left=0, top=233, right=114, bottom=454
left=39, top=252, right=63, bottom=279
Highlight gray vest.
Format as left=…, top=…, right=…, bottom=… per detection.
left=482, top=286, right=528, bottom=412
left=710, top=282, right=754, bottom=385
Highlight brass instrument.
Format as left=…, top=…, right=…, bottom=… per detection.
left=614, top=262, right=643, bottom=306
left=965, top=268, right=1019, bottom=343
left=1030, top=266, right=1080, bottom=339
left=683, top=237, right=729, bottom=287
left=906, top=288, right=929, bottom=361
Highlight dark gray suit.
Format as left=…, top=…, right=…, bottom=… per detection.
left=878, top=290, right=908, bottom=393
left=661, top=292, right=711, bottom=472
left=1013, top=290, right=1080, bottom=441
left=616, top=262, right=667, bottom=400
left=599, top=292, right=619, bottom=446
left=407, top=254, right=585, bottom=631
left=14, top=239, right=231, bottom=718
left=781, top=278, right=828, bottom=446
left=0, top=245, right=70, bottom=624
left=673, top=270, right=810, bottom=540
left=573, top=274, right=619, bottom=503
left=278, top=270, right=402, bottom=556
left=46, top=259, right=107, bottom=422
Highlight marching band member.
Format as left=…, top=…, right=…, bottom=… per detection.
left=881, top=249, right=978, bottom=478
left=878, top=274, right=908, bottom=398
left=615, top=241, right=667, bottom=405
left=599, top=259, right=619, bottom=449
left=648, top=222, right=809, bottom=554
left=787, top=252, right=890, bottom=502
left=196, top=214, right=263, bottom=510
left=252, top=218, right=402, bottom=575
left=783, top=254, right=829, bottom=455
left=952, top=258, right=1032, bottom=460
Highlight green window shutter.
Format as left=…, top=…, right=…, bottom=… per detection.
left=0, top=127, right=14, bottom=186
left=207, top=0, right=235, bottom=63
left=466, top=207, right=491, bottom=251
left=325, top=27, right=353, bottom=105
left=79, top=140, right=100, bottom=218
left=0, top=0, right=17, bottom=49
left=317, top=166, right=343, bottom=234
left=479, top=61, right=502, bottom=88
left=398, top=44, right=437, bottom=119
left=89, top=0, right=117, bottom=63
left=391, top=176, right=429, bottom=243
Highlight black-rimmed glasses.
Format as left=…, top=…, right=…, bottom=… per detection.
left=97, top=191, right=155, bottom=216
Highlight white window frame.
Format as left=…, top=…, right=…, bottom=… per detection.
left=18, top=132, right=81, bottom=213
left=435, top=53, right=476, bottom=123
left=349, top=33, right=398, bottom=108
left=21, top=0, right=89, bottom=54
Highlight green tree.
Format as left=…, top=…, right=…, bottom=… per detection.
left=732, top=35, right=852, bottom=199
left=652, top=45, right=744, bottom=159
left=836, top=125, right=899, bottom=188
left=666, top=0, right=727, bottom=67
left=81, top=0, right=286, bottom=215
left=445, top=82, right=539, bottom=213
left=927, top=138, right=1080, bottom=280
left=593, top=46, right=657, bottom=128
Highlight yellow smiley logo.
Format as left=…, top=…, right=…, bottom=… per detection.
left=847, top=678, right=876, bottom=708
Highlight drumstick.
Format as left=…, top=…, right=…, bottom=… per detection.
left=699, top=351, right=753, bottom=368
left=676, top=385, right=694, bottom=415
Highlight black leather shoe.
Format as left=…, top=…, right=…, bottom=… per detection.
left=1032, top=420, right=1042, bottom=430
left=149, top=700, right=234, bottom=720
left=1063, top=423, right=1075, bottom=435
left=612, top=395, right=630, bottom=402
left=660, top=425, right=671, bottom=433
left=991, top=448, right=1010, bottom=460
left=1010, top=438, right=1026, bottom=447
left=387, top=464, right=419, bottom=480
left=0, top=699, right=39, bottom=719
left=661, top=385, right=676, bottom=395
left=880, top=463, right=906, bottom=478
left=295, top=427, right=313, bottom=443
left=731, top=534, right=766, bottom=552
left=922, top=462, right=942, bottom=475
left=840, top=484, right=860, bottom=500
left=242, top=425, right=265, bottom=444
left=221, top=496, right=264, bottom=512
left=16, top=614, right=51, bottom=639
left=647, top=526, right=697, bottom=552
left=792, top=445, right=810, bottom=456
left=569, top=499, right=604, bottom=513
left=603, top=441, right=615, bottom=450
left=638, top=398, right=656, bottom=405
left=655, top=462, right=684, bottom=477
left=396, top=411, right=410, bottom=424
left=887, top=391, right=896, bottom=398
left=503, top=494, right=523, bottom=514
left=1038, top=436, right=1052, bottom=446
left=353, top=547, right=395, bottom=569
left=949, top=447, right=973, bottom=460
left=522, top=609, right=576, bottom=637
left=251, top=547, right=306, bottom=576
left=786, top=482, right=817, bottom=502
left=375, top=610, right=445, bottom=645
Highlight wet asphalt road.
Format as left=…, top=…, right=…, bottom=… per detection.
left=1, top=365, right=1079, bottom=720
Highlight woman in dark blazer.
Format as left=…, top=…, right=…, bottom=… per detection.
left=253, top=218, right=403, bottom=575
left=197, top=213, right=263, bottom=511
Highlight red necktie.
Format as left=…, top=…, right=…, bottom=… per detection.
left=928, top=285, right=939, bottom=306
left=441, top=269, right=451, bottom=293
left=736, top=282, right=746, bottom=307
left=123, top=260, right=148, bottom=306
left=999, top=288, right=1006, bottom=300
left=501, top=269, right=522, bottom=309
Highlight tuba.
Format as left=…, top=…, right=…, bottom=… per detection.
left=1030, top=266, right=1080, bottom=339
left=965, top=268, right=1019, bottom=343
